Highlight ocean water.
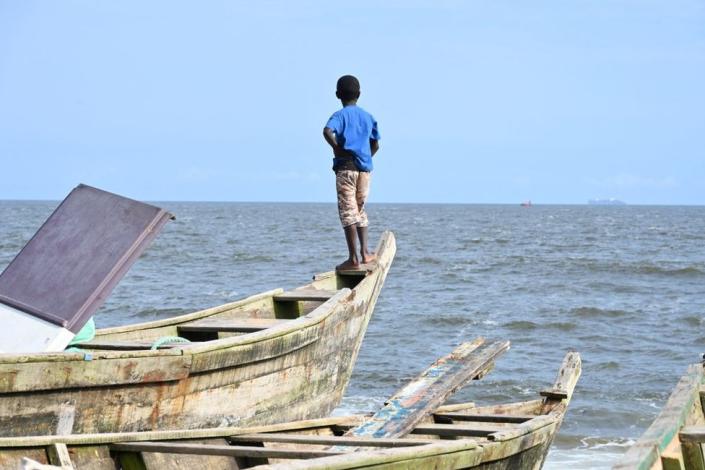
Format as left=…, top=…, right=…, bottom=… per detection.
left=1, top=201, right=704, bottom=469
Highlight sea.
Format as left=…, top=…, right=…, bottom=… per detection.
left=1, top=201, right=704, bottom=469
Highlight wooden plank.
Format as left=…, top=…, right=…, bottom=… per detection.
left=273, top=290, right=338, bottom=302
left=682, top=441, right=705, bottom=470
left=178, top=318, right=289, bottom=333
left=681, top=427, right=705, bottom=443
left=411, top=423, right=506, bottom=437
left=434, top=412, right=536, bottom=424
left=229, top=433, right=435, bottom=448
left=434, top=403, right=475, bottom=413
left=336, top=264, right=374, bottom=276
left=488, top=415, right=556, bottom=442
left=47, top=443, right=75, bottom=469
left=110, top=441, right=343, bottom=459
left=78, top=340, right=183, bottom=350
left=540, top=351, right=581, bottom=402
left=0, top=415, right=364, bottom=448
left=0, top=353, right=192, bottom=393
left=539, top=389, right=568, bottom=400
left=661, top=437, right=686, bottom=470
left=245, top=439, right=481, bottom=470
left=339, top=338, right=510, bottom=441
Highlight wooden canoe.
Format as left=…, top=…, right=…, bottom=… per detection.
left=613, top=362, right=705, bottom=469
left=0, top=231, right=396, bottom=438
left=0, top=347, right=580, bottom=470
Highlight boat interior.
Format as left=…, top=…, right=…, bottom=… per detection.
left=78, top=266, right=374, bottom=352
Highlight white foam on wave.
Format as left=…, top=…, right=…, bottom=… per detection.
left=545, top=438, right=636, bottom=469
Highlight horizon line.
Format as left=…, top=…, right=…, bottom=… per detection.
left=0, top=198, right=703, bottom=207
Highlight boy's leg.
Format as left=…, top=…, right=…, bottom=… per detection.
left=342, top=224, right=359, bottom=268
left=336, top=171, right=361, bottom=269
left=355, top=172, right=376, bottom=264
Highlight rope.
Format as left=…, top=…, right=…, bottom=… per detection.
left=150, top=336, right=191, bottom=350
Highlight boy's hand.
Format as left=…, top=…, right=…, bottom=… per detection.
left=324, top=127, right=350, bottom=158
left=333, top=146, right=350, bottom=158
left=370, top=139, right=379, bottom=156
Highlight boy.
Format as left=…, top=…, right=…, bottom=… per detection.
left=323, top=75, right=380, bottom=270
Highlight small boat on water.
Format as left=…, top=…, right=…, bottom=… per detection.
left=4, top=341, right=580, bottom=470
left=613, top=362, right=705, bottom=469
left=0, top=209, right=396, bottom=437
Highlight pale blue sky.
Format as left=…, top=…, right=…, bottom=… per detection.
left=1, top=1, right=703, bottom=204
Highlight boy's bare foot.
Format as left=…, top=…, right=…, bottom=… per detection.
left=336, top=259, right=360, bottom=271
left=361, top=252, right=377, bottom=264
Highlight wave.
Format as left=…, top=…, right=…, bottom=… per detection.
left=637, top=265, right=703, bottom=276
left=570, top=307, right=631, bottom=318
left=548, top=321, right=577, bottom=331
left=422, top=314, right=475, bottom=327
left=682, top=315, right=705, bottom=327
left=580, top=260, right=704, bottom=277
left=231, top=252, right=275, bottom=262
left=504, top=320, right=538, bottom=330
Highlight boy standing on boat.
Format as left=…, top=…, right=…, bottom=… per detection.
left=323, top=75, right=381, bottom=270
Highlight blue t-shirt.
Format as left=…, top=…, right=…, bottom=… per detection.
left=325, top=105, right=380, bottom=172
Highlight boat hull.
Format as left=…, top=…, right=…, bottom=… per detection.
left=0, top=232, right=396, bottom=437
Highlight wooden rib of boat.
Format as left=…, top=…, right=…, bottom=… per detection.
left=613, top=362, right=705, bottom=469
left=0, top=231, right=396, bottom=438
left=1, top=347, right=580, bottom=470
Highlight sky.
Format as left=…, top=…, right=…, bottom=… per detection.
left=0, top=1, right=703, bottom=204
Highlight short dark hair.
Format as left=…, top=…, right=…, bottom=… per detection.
left=336, top=75, right=360, bottom=101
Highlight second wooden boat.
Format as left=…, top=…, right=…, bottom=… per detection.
left=2, top=342, right=581, bottom=470
left=613, top=361, right=705, bottom=469
left=0, top=231, right=396, bottom=437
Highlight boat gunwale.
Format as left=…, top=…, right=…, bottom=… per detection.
left=0, top=415, right=368, bottom=448
left=0, top=231, right=394, bottom=364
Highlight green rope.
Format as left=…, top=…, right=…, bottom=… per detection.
left=63, top=347, right=93, bottom=361
left=151, top=336, right=191, bottom=350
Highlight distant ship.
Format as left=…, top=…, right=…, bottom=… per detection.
left=588, top=198, right=626, bottom=206
left=520, top=200, right=532, bottom=207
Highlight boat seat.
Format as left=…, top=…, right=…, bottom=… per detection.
left=336, top=262, right=376, bottom=277
left=433, top=412, right=537, bottom=424
left=273, top=289, right=339, bottom=302
left=178, top=318, right=290, bottom=334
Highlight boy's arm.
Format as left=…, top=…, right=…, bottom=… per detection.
left=323, top=127, right=349, bottom=158
left=370, top=139, right=379, bottom=156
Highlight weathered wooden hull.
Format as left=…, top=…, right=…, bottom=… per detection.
left=0, top=232, right=396, bottom=437
left=0, top=349, right=580, bottom=470
left=613, top=363, right=705, bottom=469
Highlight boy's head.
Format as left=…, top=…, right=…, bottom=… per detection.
left=336, top=75, right=360, bottom=102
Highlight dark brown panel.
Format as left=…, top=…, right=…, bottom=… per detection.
left=0, top=184, right=173, bottom=332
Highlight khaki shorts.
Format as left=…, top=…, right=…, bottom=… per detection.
left=336, top=170, right=370, bottom=227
